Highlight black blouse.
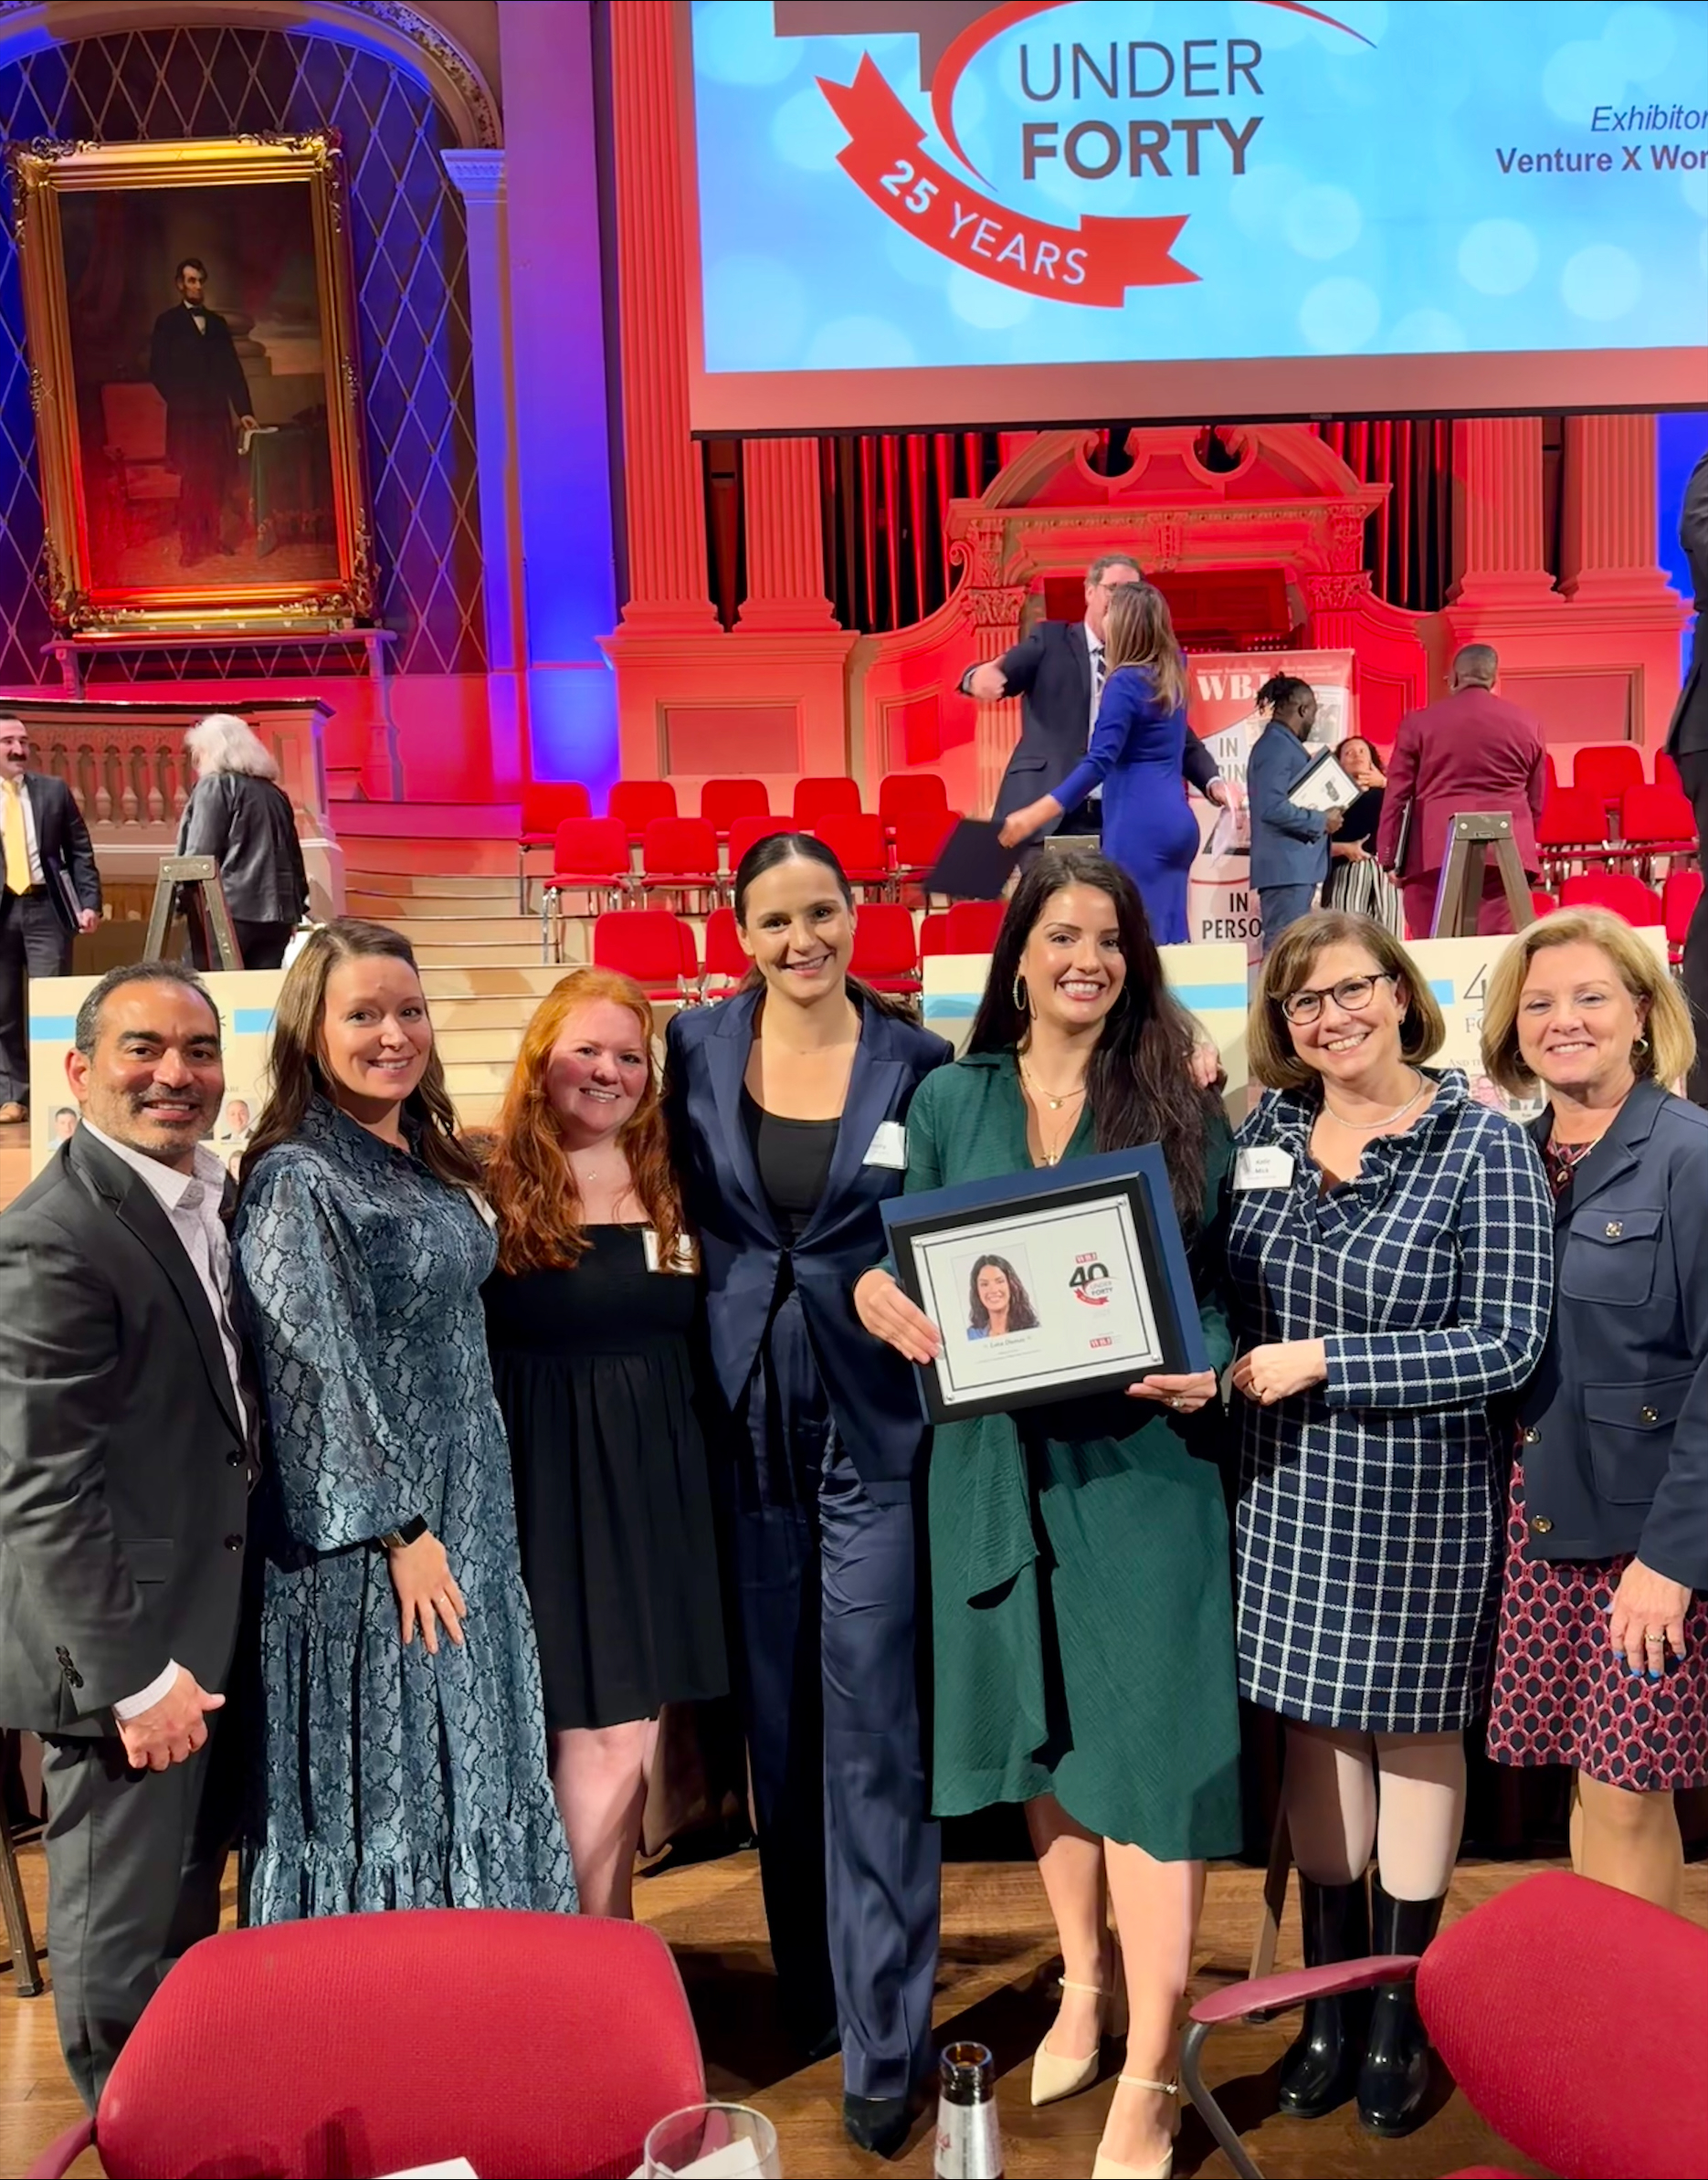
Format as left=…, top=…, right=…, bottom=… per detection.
left=741, top=1086, right=838, bottom=1243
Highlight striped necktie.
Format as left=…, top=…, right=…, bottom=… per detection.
left=2, top=779, right=29, bottom=895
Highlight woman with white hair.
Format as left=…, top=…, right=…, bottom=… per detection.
left=177, top=711, right=309, bottom=970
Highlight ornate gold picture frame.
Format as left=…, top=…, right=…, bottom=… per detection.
left=6, top=132, right=374, bottom=635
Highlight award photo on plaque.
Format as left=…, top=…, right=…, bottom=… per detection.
left=880, top=1145, right=1208, bottom=1423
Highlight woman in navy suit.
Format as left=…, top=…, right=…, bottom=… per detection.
left=665, top=832, right=950, bottom=2157
left=998, top=584, right=1202, bottom=943
left=1481, top=907, right=1708, bottom=1912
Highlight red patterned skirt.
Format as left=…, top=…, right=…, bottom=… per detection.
left=1486, top=1460, right=1708, bottom=1792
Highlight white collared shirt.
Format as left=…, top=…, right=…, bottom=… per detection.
left=2, top=773, right=44, bottom=886
left=80, top=1119, right=250, bottom=1722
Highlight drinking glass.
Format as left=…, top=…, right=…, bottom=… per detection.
left=641, top=2102, right=781, bottom=2178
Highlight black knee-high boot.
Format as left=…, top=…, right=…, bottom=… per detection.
left=1276, top=1874, right=1371, bottom=2118
left=1356, top=1879, right=1446, bottom=2137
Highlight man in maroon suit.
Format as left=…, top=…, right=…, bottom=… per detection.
left=1376, top=645, right=1548, bottom=937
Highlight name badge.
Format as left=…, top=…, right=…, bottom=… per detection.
left=642, top=1226, right=696, bottom=1274
left=863, top=1121, right=908, bottom=1170
left=1234, top=1146, right=1294, bottom=1191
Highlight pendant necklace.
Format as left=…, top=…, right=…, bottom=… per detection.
left=1019, top=1058, right=1087, bottom=1112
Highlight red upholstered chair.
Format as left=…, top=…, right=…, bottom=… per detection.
left=1618, top=783, right=1698, bottom=876
left=517, top=781, right=593, bottom=908
left=1530, top=888, right=1557, bottom=919
left=1536, top=785, right=1612, bottom=885
left=1179, top=1870, right=1708, bottom=2180
left=849, top=901, right=921, bottom=995
left=1657, top=749, right=1684, bottom=795
left=26, top=1910, right=706, bottom=2180
left=638, top=817, right=720, bottom=912
left=607, top=778, right=678, bottom=848
left=701, top=905, right=751, bottom=999
left=945, top=899, right=1008, bottom=953
left=725, top=814, right=791, bottom=886
left=1664, top=867, right=1703, bottom=964
left=1573, top=742, right=1645, bottom=804
left=812, top=811, right=891, bottom=897
left=793, top=774, right=862, bottom=827
left=889, top=806, right=960, bottom=894
left=919, top=910, right=952, bottom=958
left=592, top=909, right=700, bottom=1004
left=878, top=771, right=950, bottom=837
left=700, top=776, right=769, bottom=842
left=1559, top=869, right=1663, bottom=925
left=547, top=816, right=633, bottom=926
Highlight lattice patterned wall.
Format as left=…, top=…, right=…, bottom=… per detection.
left=0, top=25, right=484, bottom=683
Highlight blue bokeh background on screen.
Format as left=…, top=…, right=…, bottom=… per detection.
left=692, top=0, right=1708, bottom=373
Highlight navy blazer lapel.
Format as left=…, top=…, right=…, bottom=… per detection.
left=797, top=1005, right=904, bottom=1248
left=1068, top=620, right=1092, bottom=729
left=1534, top=1081, right=1661, bottom=1223
left=707, top=990, right=780, bottom=1244
left=70, top=1131, right=246, bottom=1442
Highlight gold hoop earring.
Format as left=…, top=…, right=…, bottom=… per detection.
left=1012, top=974, right=1028, bottom=1015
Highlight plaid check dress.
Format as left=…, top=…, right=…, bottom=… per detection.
left=1227, top=1071, right=1554, bottom=1732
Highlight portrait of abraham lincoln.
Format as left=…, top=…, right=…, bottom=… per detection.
left=60, top=177, right=340, bottom=592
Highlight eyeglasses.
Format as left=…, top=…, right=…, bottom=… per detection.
left=1280, top=970, right=1397, bottom=1025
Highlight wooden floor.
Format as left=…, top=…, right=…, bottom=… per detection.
left=8, top=1837, right=1701, bottom=2177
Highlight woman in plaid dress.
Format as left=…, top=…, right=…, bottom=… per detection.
left=1227, top=911, right=1552, bottom=2140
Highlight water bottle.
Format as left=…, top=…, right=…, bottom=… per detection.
left=933, top=2040, right=1002, bottom=2178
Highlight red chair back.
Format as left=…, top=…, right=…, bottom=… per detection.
left=1418, top=1870, right=1708, bottom=2180
left=1530, top=889, right=1557, bottom=919
left=919, top=911, right=951, bottom=957
left=520, top=781, right=591, bottom=839
left=891, top=807, right=958, bottom=875
left=793, top=774, right=861, bottom=827
left=945, top=899, right=1007, bottom=953
left=850, top=901, right=920, bottom=989
left=1536, top=785, right=1611, bottom=848
left=640, top=817, right=718, bottom=882
left=1657, top=750, right=1684, bottom=794
left=1558, top=870, right=1663, bottom=924
left=594, top=908, right=694, bottom=993
left=726, top=816, right=792, bottom=875
left=700, top=777, right=769, bottom=835
left=83, top=1911, right=704, bottom=2180
left=551, top=816, right=630, bottom=880
left=878, top=772, right=950, bottom=828
left=1664, top=867, right=1704, bottom=946
left=813, top=811, right=890, bottom=882
left=607, top=779, right=677, bottom=842
left=1618, top=782, right=1697, bottom=846
left=1572, top=743, right=1645, bottom=800
left=702, top=905, right=750, bottom=993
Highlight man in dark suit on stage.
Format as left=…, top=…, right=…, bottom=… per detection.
left=1665, top=446, right=1708, bottom=1104
left=960, top=553, right=1228, bottom=844
left=0, top=963, right=255, bottom=2108
left=1376, top=643, right=1548, bottom=938
left=148, top=257, right=256, bottom=567
left=0, top=718, right=100, bottom=1123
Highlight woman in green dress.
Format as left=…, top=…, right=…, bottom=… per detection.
left=856, top=848, right=1241, bottom=2180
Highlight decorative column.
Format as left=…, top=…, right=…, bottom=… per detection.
left=440, top=149, right=525, bottom=795
left=607, top=0, right=716, bottom=629
left=497, top=0, right=622, bottom=795
left=954, top=517, right=1026, bottom=815
left=1448, top=416, right=1559, bottom=606
left=738, top=438, right=836, bottom=630
left=1560, top=414, right=1672, bottom=602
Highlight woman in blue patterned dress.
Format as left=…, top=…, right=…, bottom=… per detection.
left=235, top=919, right=575, bottom=1921
left=1227, top=911, right=1550, bottom=2140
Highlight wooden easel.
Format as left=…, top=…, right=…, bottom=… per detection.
left=0, top=1732, right=42, bottom=1996
left=1429, top=813, right=1535, bottom=937
left=143, top=857, right=243, bottom=969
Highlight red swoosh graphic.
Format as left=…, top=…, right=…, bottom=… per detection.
left=929, top=0, right=1376, bottom=182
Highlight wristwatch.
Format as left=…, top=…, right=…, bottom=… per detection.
left=379, top=1515, right=428, bottom=1551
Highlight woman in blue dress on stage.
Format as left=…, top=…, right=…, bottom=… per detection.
left=1000, top=584, right=1202, bottom=944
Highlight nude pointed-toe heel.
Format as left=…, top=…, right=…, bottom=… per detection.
left=1091, top=2073, right=1180, bottom=2180
left=1030, top=1976, right=1109, bottom=2107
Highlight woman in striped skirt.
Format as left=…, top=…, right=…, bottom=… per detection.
left=1226, top=911, right=1552, bottom=2140
left=1321, top=739, right=1403, bottom=935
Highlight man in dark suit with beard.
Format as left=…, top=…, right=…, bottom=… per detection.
left=1665, top=446, right=1708, bottom=1105
left=0, top=963, right=256, bottom=2107
left=148, top=257, right=256, bottom=567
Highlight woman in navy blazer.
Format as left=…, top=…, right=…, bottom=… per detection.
left=664, top=832, right=950, bottom=2156
left=1481, top=908, right=1708, bottom=1913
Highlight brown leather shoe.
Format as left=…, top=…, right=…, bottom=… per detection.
left=0, top=1102, right=26, bottom=1124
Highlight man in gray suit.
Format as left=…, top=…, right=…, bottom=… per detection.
left=0, top=963, right=254, bottom=2107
